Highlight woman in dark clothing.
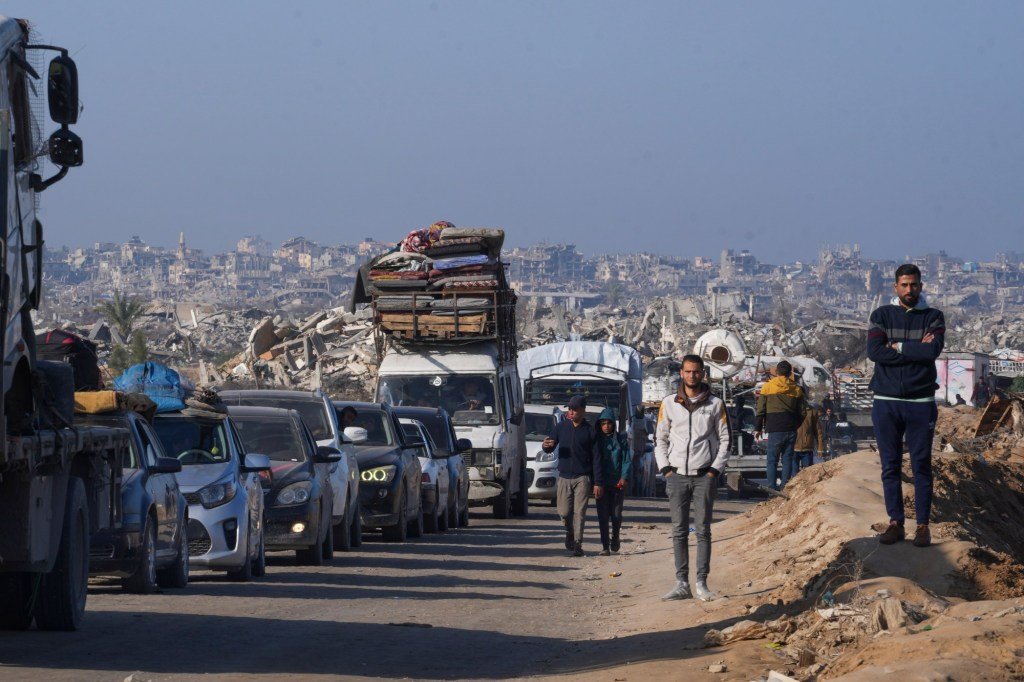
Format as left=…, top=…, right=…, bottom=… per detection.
left=596, top=408, right=632, bottom=555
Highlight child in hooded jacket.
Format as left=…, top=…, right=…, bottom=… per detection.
left=596, top=408, right=631, bottom=555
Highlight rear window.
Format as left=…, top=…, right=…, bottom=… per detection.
left=153, top=417, right=230, bottom=465
left=233, top=417, right=307, bottom=462
left=233, top=397, right=333, bottom=441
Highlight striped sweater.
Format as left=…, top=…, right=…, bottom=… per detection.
left=866, top=302, right=945, bottom=399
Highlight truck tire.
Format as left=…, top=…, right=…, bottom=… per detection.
left=512, top=460, right=529, bottom=517
left=123, top=516, right=158, bottom=594
left=382, top=489, right=408, bottom=542
left=0, top=572, right=35, bottom=630
left=35, top=477, right=89, bottom=631
left=227, top=520, right=255, bottom=581
left=492, top=481, right=511, bottom=519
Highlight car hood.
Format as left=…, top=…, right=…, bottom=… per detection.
left=176, top=461, right=234, bottom=492
left=524, top=440, right=545, bottom=460
left=269, top=461, right=308, bottom=486
left=353, top=445, right=403, bottom=469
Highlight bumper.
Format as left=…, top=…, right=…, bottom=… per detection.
left=185, top=494, right=251, bottom=569
left=264, top=502, right=320, bottom=550
left=527, top=461, right=558, bottom=499
left=358, top=481, right=403, bottom=528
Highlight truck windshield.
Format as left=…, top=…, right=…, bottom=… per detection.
left=152, top=417, right=231, bottom=465
left=378, top=375, right=500, bottom=426
left=525, top=378, right=622, bottom=412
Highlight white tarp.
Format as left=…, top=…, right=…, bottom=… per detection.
left=517, top=341, right=643, bottom=407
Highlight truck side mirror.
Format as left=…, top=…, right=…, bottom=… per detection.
left=509, top=406, right=524, bottom=426
left=47, top=55, right=79, bottom=125
left=48, top=128, right=83, bottom=167
left=456, top=438, right=473, bottom=453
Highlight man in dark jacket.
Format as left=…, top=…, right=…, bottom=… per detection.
left=542, top=395, right=602, bottom=557
left=867, top=263, right=945, bottom=548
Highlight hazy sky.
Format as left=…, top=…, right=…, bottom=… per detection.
left=11, top=2, right=1024, bottom=262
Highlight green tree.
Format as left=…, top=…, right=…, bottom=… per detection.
left=108, top=345, right=131, bottom=376
left=129, top=331, right=149, bottom=366
left=95, top=290, right=147, bottom=340
left=1011, top=376, right=1024, bottom=393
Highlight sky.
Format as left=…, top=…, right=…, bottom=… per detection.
left=9, top=2, right=1024, bottom=262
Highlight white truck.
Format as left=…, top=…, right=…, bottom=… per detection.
left=1, top=16, right=132, bottom=631
left=516, top=341, right=656, bottom=495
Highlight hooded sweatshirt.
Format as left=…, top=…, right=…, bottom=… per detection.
left=755, top=375, right=807, bottom=433
left=655, top=384, right=730, bottom=476
left=596, top=407, right=632, bottom=488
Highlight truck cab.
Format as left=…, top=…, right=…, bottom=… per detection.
left=375, top=341, right=528, bottom=519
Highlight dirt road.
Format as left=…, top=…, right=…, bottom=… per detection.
left=0, top=496, right=757, bottom=681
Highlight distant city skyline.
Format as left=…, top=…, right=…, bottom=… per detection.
left=13, top=2, right=1024, bottom=263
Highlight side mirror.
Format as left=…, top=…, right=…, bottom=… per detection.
left=241, top=453, right=271, bottom=473
left=48, top=128, right=83, bottom=167
left=48, top=55, right=79, bottom=125
left=314, top=445, right=342, bottom=464
left=343, top=426, right=368, bottom=444
left=509, top=406, right=524, bottom=426
left=150, top=457, right=182, bottom=474
left=456, top=438, right=473, bottom=454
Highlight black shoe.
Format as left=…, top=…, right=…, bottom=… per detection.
left=599, top=547, right=611, bottom=556
left=878, top=521, right=906, bottom=545
left=610, top=535, right=620, bottom=553
left=564, top=532, right=574, bottom=551
left=573, top=542, right=584, bottom=557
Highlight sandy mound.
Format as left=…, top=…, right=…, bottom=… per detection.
left=936, top=401, right=1024, bottom=464
left=704, top=451, right=1024, bottom=679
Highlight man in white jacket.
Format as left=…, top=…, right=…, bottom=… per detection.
left=656, top=354, right=730, bottom=602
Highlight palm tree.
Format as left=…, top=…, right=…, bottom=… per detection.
left=96, top=290, right=147, bottom=340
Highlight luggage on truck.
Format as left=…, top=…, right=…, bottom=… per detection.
left=74, top=390, right=120, bottom=415
left=113, top=362, right=193, bottom=413
left=35, top=329, right=103, bottom=391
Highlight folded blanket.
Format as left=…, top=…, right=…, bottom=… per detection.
left=375, top=295, right=433, bottom=311
left=371, top=251, right=429, bottom=272
left=432, top=254, right=493, bottom=271
left=399, top=221, right=451, bottom=253
left=428, top=264, right=499, bottom=280
left=431, top=297, right=493, bottom=309
left=439, top=227, right=504, bottom=249
left=369, top=270, right=428, bottom=281
left=423, top=237, right=489, bottom=258
left=371, top=279, right=430, bottom=290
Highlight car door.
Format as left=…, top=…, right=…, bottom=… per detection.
left=228, top=421, right=262, bottom=556
left=391, top=410, right=420, bottom=516
left=423, top=426, right=449, bottom=507
left=299, top=418, right=331, bottom=535
left=134, top=418, right=176, bottom=556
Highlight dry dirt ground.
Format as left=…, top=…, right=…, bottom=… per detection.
left=2, top=450, right=1023, bottom=681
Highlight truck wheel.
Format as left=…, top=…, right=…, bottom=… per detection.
left=512, top=460, right=529, bottom=517
left=35, top=477, right=89, bottom=631
left=157, top=520, right=189, bottom=589
left=492, top=482, right=511, bottom=519
left=0, top=573, right=35, bottom=630
left=382, top=489, right=408, bottom=542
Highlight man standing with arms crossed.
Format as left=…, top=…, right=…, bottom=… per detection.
left=657, top=354, right=730, bottom=602
left=542, top=395, right=602, bottom=557
left=867, top=264, right=945, bottom=548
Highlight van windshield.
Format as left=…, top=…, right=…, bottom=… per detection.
left=525, top=378, right=623, bottom=412
left=378, top=375, right=500, bottom=426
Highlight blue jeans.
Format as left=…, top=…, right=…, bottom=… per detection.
left=796, top=450, right=814, bottom=470
left=766, top=431, right=797, bottom=490
left=872, top=399, right=937, bottom=524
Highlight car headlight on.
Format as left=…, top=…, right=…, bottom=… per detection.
left=276, top=481, right=313, bottom=506
left=197, top=477, right=237, bottom=509
left=361, top=465, right=397, bottom=484
left=535, top=450, right=556, bottom=463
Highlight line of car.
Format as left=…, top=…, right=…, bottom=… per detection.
left=82, top=390, right=476, bottom=593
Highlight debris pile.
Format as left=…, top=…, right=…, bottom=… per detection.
left=937, top=393, right=1024, bottom=463
left=704, top=450, right=1024, bottom=680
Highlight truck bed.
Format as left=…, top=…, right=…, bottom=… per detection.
left=3, top=426, right=129, bottom=471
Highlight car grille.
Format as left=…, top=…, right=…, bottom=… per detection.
left=461, top=452, right=473, bottom=468
left=187, top=519, right=211, bottom=557
left=183, top=492, right=202, bottom=506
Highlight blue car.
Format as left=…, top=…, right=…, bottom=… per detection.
left=83, top=410, right=189, bottom=593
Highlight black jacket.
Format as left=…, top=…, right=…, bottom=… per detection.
left=866, top=303, right=945, bottom=399
left=544, top=417, right=601, bottom=480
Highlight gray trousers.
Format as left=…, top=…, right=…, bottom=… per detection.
left=666, top=473, right=715, bottom=583
left=557, top=475, right=592, bottom=544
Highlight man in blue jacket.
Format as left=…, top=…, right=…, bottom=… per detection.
left=867, top=264, right=945, bottom=548
left=542, top=395, right=602, bottom=557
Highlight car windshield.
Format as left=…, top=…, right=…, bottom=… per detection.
left=233, top=417, right=306, bottom=462
left=232, top=396, right=333, bottom=441
left=153, top=417, right=231, bottom=465
left=339, top=409, right=394, bottom=447
left=524, top=412, right=557, bottom=441
left=378, top=375, right=499, bottom=426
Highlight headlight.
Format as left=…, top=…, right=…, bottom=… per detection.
left=535, top=450, right=556, bottom=463
left=472, top=449, right=495, bottom=465
left=197, top=478, right=237, bottom=509
left=361, top=465, right=397, bottom=484
left=276, top=481, right=312, bottom=506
